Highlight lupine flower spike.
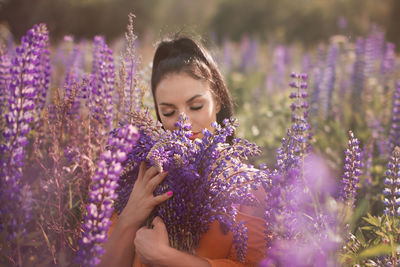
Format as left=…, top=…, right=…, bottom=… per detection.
left=77, top=125, right=139, bottom=266
left=340, top=130, right=362, bottom=207
left=382, top=146, right=400, bottom=216
left=0, top=24, right=49, bottom=245
left=388, top=81, right=400, bottom=150
left=276, top=72, right=312, bottom=173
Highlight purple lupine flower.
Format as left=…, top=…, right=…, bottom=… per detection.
left=351, top=38, right=365, bottom=104
left=90, top=36, right=115, bottom=130
left=276, top=72, right=312, bottom=173
left=264, top=73, right=314, bottom=255
left=319, top=44, right=338, bottom=118
left=363, top=32, right=379, bottom=77
left=310, top=45, right=325, bottom=118
left=363, top=142, right=373, bottom=186
left=262, top=154, right=340, bottom=266
left=367, top=116, right=389, bottom=159
left=367, top=26, right=385, bottom=63
left=115, top=111, right=269, bottom=262
left=221, top=38, right=233, bottom=71
left=77, top=124, right=139, bottom=266
left=382, top=147, right=400, bottom=216
left=0, top=48, right=12, bottom=115
left=33, top=36, right=50, bottom=117
left=340, top=131, right=362, bottom=207
left=388, top=81, right=400, bottom=150
left=64, top=44, right=85, bottom=115
left=272, top=45, right=289, bottom=90
left=0, top=23, right=49, bottom=242
left=301, top=53, right=312, bottom=74
left=240, top=36, right=258, bottom=72
left=381, top=42, right=395, bottom=75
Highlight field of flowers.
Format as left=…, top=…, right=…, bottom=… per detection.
left=1, top=14, right=400, bottom=266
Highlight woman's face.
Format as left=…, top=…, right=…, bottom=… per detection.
left=155, top=72, right=220, bottom=140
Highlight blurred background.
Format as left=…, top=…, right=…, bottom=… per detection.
left=0, top=0, right=399, bottom=48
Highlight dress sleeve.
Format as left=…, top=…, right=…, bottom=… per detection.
left=196, top=212, right=266, bottom=267
left=203, top=258, right=247, bottom=267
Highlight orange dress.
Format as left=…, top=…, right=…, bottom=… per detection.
left=108, top=212, right=266, bottom=267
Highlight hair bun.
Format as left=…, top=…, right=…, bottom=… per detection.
left=153, top=37, right=208, bottom=71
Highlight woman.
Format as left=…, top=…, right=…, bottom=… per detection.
left=100, top=36, right=266, bottom=267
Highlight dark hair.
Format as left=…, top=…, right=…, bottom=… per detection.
left=151, top=36, right=234, bottom=126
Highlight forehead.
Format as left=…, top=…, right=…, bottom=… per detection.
left=155, top=73, right=212, bottom=103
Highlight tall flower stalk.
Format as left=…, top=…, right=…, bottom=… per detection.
left=264, top=72, right=313, bottom=253
left=0, top=23, right=49, bottom=266
left=90, top=35, right=115, bottom=132
left=380, top=42, right=395, bottom=75
left=115, top=13, right=142, bottom=124
left=382, top=147, right=400, bottom=216
left=77, top=124, right=139, bottom=266
left=388, top=81, right=400, bottom=150
left=340, top=130, right=362, bottom=207
left=276, top=72, right=311, bottom=173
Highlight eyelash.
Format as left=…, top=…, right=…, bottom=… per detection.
left=191, top=105, right=203, bottom=111
left=162, top=105, right=203, bottom=117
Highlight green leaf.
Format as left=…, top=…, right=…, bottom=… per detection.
left=357, top=244, right=392, bottom=259
left=350, top=195, right=369, bottom=232
left=363, top=214, right=381, bottom=227
left=360, top=226, right=373, bottom=231
left=355, top=227, right=366, bottom=246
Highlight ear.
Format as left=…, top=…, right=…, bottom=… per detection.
left=215, top=100, right=221, bottom=114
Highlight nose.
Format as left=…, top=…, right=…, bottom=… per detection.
left=177, top=112, right=193, bottom=130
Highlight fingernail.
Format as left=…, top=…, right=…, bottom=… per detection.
left=167, top=191, right=173, bottom=196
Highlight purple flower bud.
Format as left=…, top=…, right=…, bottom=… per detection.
left=300, top=73, right=308, bottom=80
left=289, top=81, right=297, bottom=88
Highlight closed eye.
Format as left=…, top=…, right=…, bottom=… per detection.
left=162, top=110, right=175, bottom=117
left=190, top=105, right=203, bottom=111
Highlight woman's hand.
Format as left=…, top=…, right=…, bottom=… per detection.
left=134, top=216, right=170, bottom=265
left=135, top=217, right=212, bottom=267
left=119, top=162, right=173, bottom=229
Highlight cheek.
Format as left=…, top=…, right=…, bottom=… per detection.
left=197, top=105, right=217, bottom=128
left=160, top=117, right=176, bottom=131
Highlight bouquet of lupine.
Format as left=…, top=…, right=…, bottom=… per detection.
left=114, top=110, right=270, bottom=262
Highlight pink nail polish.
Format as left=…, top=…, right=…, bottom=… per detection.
left=167, top=191, right=173, bottom=196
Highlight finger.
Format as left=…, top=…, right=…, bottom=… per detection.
left=152, top=216, right=164, bottom=226
left=152, top=216, right=167, bottom=231
left=153, top=190, right=173, bottom=205
left=143, top=166, right=160, bottom=182
left=138, top=161, right=147, bottom=181
left=148, top=171, right=168, bottom=191
left=135, top=226, right=144, bottom=238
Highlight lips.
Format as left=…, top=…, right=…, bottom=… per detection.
left=189, top=132, right=200, bottom=140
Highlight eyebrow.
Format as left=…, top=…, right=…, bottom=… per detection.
left=159, top=94, right=203, bottom=106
